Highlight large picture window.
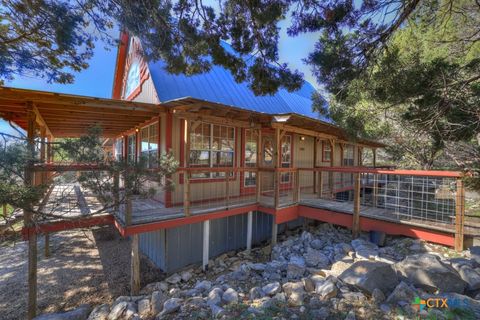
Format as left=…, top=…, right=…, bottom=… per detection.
left=141, top=122, right=159, bottom=168
left=189, top=122, right=235, bottom=178
left=124, top=59, right=140, bottom=98
left=244, top=129, right=257, bottom=187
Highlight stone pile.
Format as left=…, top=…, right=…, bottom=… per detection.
left=35, top=223, right=480, bottom=320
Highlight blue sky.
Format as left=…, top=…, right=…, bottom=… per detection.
left=0, top=16, right=321, bottom=135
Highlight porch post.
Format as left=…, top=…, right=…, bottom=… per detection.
left=372, top=148, right=377, bottom=167
left=455, top=178, right=465, bottom=252
left=202, top=220, right=210, bottom=271
left=39, top=127, right=46, bottom=185
left=26, top=105, right=37, bottom=320
left=329, top=139, right=336, bottom=199
left=246, top=211, right=253, bottom=251
left=130, top=234, right=141, bottom=295
left=274, top=128, right=281, bottom=208
left=313, top=138, right=317, bottom=193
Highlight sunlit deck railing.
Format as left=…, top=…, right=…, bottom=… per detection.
left=31, top=163, right=466, bottom=250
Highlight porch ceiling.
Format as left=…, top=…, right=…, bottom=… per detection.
left=0, top=86, right=163, bottom=138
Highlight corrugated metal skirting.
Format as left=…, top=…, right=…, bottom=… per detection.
left=139, top=211, right=302, bottom=272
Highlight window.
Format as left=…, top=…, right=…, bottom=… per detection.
left=262, top=136, right=274, bottom=166
left=322, top=141, right=331, bottom=162
left=124, top=59, right=140, bottom=98
left=115, top=138, right=123, bottom=161
left=281, top=135, right=292, bottom=183
left=189, top=123, right=235, bottom=178
left=343, top=145, right=354, bottom=166
left=127, top=134, right=136, bottom=163
left=244, top=129, right=257, bottom=187
left=141, top=122, right=159, bottom=168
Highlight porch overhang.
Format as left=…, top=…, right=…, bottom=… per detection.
left=0, top=86, right=164, bottom=138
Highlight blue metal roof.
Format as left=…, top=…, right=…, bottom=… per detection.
left=148, top=43, right=329, bottom=122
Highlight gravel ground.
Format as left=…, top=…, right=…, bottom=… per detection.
left=0, top=225, right=163, bottom=320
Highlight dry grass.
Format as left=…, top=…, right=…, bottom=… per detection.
left=0, top=225, right=163, bottom=320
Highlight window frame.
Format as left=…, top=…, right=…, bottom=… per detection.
left=280, top=135, right=292, bottom=184
left=127, top=134, right=136, bottom=164
left=114, top=138, right=124, bottom=161
left=189, top=122, right=236, bottom=179
left=244, top=129, right=257, bottom=187
left=343, top=144, right=355, bottom=167
left=140, top=122, right=159, bottom=168
left=322, top=140, right=332, bottom=162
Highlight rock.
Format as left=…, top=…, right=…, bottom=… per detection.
left=141, top=282, right=168, bottom=294
left=287, top=256, right=306, bottom=279
left=458, top=265, right=480, bottom=291
left=123, top=303, right=137, bottom=319
left=35, top=305, right=91, bottom=320
left=304, top=248, right=330, bottom=268
left=151, top=291, right=165, bottom=314
left=194, top=280, right=212, bottom=292
left=262, top=282, right=281, bottom=296
left=303, top=277, right=316, bottom=292
left=371, top=288, right=385, bottom=304
left=222, top=288, right=239, bottom=304
left=165, top=273, right=181, bottom=284
left=329, top=260, right=352, bottom=277
left=386, top=281, right=416, bottom=306
left=107, top=302, right=128, bottom=320
left=209, top=303, right=226, bottom=318
left=344, top=310, right=356, bottom=320
left=137, top=298, right=151, bottom=316
left=351, top=239, right=379, bottom=260
left=207, top=287, right=223, bottom=305
left=88, top=304, right=110, bottom=320
left=180, top=270, right=192, bottom=282
left=310, top=239, right=324, bottom=250
left=394, top=254, right=466, bottom=293
left=249, top=287, right=264, bottom=300
left=310, top=307, right=330, bottom=319
left=315, top=279, right=338, bottom=299
left=159, top=298, right=182, bottom=316
left=249, top=263, right=266, bottom=272
left=470, top=246, right=480, bottom=265
left=423, top=292, right=480, bottom=318
left=339, top=260, right=399, bottom=295
left=282, top=281, right=305, bottom=306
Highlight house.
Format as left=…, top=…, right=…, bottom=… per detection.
left=0, top=32, right=465, bottom=290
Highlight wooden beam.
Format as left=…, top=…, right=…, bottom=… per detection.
left=175, top=112, right=261, bottom=129
left=32, top=105, right=52, bottom=138
left=455, top=178, right=465, bottom=252
left=25, top=106, right=37, bottom=320
left=130, top=234, right=140, bottom=295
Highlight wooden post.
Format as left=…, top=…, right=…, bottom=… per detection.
left=294, top=169, right=300, bottom=203
left=202, top=220, right=210, bottom=271
left=373, top=174, right=378, bottom=208
left=39, top=127, right=46, bottom=185
left=225, top=170, right=230, bottom=208
left=26, top=106, right=37, bottom=320
left=184, top=119, right=191, bottom=216
left=352, top=172, right=361, bottom=238
left=318, top=170, right=323, bottom=198
left=313, top=138, right=317, bottom=193
left=44, top=233, right=50, bottom=258
left=184, top=172, right=190, bottom=216
left=274, top=128, right=281, bottom=208
left=372, top=148, right=377, bottom=167
left=455, top=178, right=465, bottom=252
left=256, top=170, right=262, bottom=203
left=246, top=211, right=253, bottom=251
left=130, top=234, right=140, bottom=295
left=329, top=140, right=336, bottom=199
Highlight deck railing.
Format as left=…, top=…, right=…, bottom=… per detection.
left=30, top=163, right=466, bottom=250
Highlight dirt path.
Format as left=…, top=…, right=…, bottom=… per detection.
left=0, top=226, right=163, bottom=320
